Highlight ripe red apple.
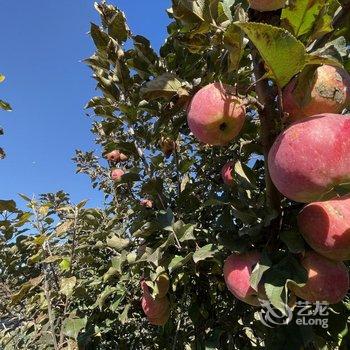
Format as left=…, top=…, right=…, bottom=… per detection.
left=223, top=251, right=262, bottom=306
left=140, top=199, right=153, bottom=209
left=141, top=280, right=170, bottom=326
left=111, top=168, right=125, bottom=182
left=298, top=195, right=350, bottom=261
left=221, top=161, right=234, bottom=186
left=105, top=150, right=128, bottom=162
left=283, top=65, right=350, bottom=122
left=268, top=114, right=350, bottom=203
left=187, top=83, right=246, bottom=145
left=105, top=150, right=120, bottom=162
left=248, top=0, right=287, bottom=11
left=289, top=252, right=349, bottom=304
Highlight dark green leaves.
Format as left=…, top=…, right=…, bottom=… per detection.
left=62, top=317, right=87, bottom=340
left=281, top=0, right=330, bottom=38
left=0, top=199, right=17, bottom=212
left=108, top=10, right=129, bottom=43
left=90, top=23, right=110, bottom=51
left=193, top=244, right=220, bottom=263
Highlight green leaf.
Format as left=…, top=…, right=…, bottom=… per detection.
left=90, top=23, right=109, bottom=51
left=96, top=286, right=117, bottom=310
left=222, top=0, right=236, bottom=21
left=224, top=23, right=244, bottom=71
left=264, top=279, right=288, bottom=312
left=236, top=22, right=307, bottom=87
left=193, top=244, right=219, bottom=264
left=281, top=0, right=326, bottom=38
left=60, top=277, right=77, bottom=297
left=59, top=258, right=71, bottom=272
left=62, top=317, right=87, bottom=340
left=0, top=74, right=5, bottom=83
left=0, top=100, right=12, bottom=111
left=108, top=10, right=129, bottom=43
left=173, top=220, right=196, bottom=242
left=307, top=0, right=340, bottom=42
left=158, top=208, right=175, bottom=231
left=140, top=73, right=189, bottom=101
left=119, top=304, right=130, bottom=324
left=280, top=231, right=305, bottom=254
left=55, top=219, right=74, bottom=237
left=106, top=235, right=130, bottom=251
left=234, top=160, right=256, bottom=188
left=0, top=199, right=17, bottom=212
left=250, top=253, right=271, bottom=292
left=168, top=253, right=193, bottom=273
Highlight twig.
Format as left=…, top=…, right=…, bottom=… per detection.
left=251, top=49, right=282, bottom=215
left=43, top=270, right=59, bottom=350
left=58, top=206, right=80, bottom=348
left=172, top=318, right=182, bottom=350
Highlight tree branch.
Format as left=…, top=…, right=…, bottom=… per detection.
left=251, top=50, right=282, bottom=216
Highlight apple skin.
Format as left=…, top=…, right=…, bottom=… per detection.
left=268, top=113, right=350, bottom=203
left=141, top=281, right=170, bottom=326
left=289, top=252, right=349, bottom=304
left=223, top=251, right=262, bottom=306
left=298, top=195, right=350, bottom=261
left=187, top=83, right=245, bottom=145
left=105, top=150, right=128, bottom=162
left=283, top=65, right=350, bottom=121
left=221, top=161, right=234, bottom=186
left=140, top=199, right=153, bottom=209
left=248, top=0, right=287, bottom=11
left=111, top=168, right=125, bottom=182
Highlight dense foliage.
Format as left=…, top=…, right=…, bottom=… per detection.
left=1, top=0, right=350, bottom=349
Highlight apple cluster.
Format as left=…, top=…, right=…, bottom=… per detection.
left=140, top=63, right=350, bottom=325
left=187, top=64, right=350, bottom=308
left=104, top=149, right=128, bottom=183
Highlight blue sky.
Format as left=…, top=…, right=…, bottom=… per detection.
left=0, top=0, right=170, bottom=207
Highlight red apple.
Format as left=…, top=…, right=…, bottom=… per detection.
left=268, top=113, right=350, bottom=203
left=289, top=252, right=349, bottom=304
left=283, top=65, right=350, bottom=121
left=187, top=83, right=246, bottom=145
left=140, top=199, right=153, bottom=209
left=111, top=168, right=125, bottom=182
left=221, top=161, right=234, bottom=186
left=223, top=251, right=262, bottom=306
left=105, top=150, right=120, bottom=162
left=105, top=149, right=128, bottom=162
left=141, top=280, right=170, bottom=326
left=248, top=0, right=287, bottom=11
left=298, top=195, right=350, bottom=261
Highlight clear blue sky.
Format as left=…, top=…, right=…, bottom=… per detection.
left=0, top=0, right=170, bottom=207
